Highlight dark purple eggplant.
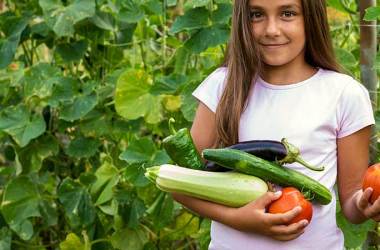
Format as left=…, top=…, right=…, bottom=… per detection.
left=204, top=138, right=324, bottom=172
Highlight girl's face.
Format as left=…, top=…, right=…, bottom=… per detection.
left=249, top=0, right=306, bottom=67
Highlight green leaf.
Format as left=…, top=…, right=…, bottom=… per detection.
left=150, top=74, right=187, bottom=95
left=39, top=200, right=58, bottom=227
left=334, top=47, right=357, bottom=72
left=1, top=176, right=41, bottom=240
left=169, top=7, right=209, bottom=34
left=123, top=164, right=150, bottom=187
left=211, top=3, right=232, bottom=24
left=118, top=1, right=145, bottom=23
left=364, top=6, right=380, bottom=21
left=148, top=193, right=174, bottom=230
left=111, top=227, right=148, bottom=250
left=60, top=233, right=88, bottom=250
left=184, top=0, right=210, bottom=9
left=22, top=63, right=62, bottom=100
left=39, top=0, right=96, bottom=37
left=0, top=227, right=11, bottom=250
left=90, top=161, right=119, bottom=206
left=115, top=69, right=163, bottom=124
left=119, top=137, right=156, bottom=164
left=17, top=134, right=59, bottom=173
left=185, top=25, right=229, bottom=53
left=58, top=178, right=96, bottom=230
left=174, top=47, right=190, bottom=74
left=65, top=137, right=101, bottom=158
left=56, top=40, right=88, bottom=62
left=327, top=0, right=355, bottom=14
left=59, top=92, right=98, bottom=122
left=90, top=10, right=116, bottom=31
left=48, top=77, right=77, bottom=107
left=181, top=81, right=201, bottom=121
left=0, top=105, right=46, bottom=147
left=0, top=17, right=29, bottom=69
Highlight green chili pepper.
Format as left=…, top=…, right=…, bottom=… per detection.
left=162, top=118, right=204, bottom=170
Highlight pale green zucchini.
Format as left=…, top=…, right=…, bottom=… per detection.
left=145, top=164, right=268, bottom=207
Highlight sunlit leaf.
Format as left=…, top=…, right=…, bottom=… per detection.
left=115, top=69, right=163, bottom=124
left=60, top=233, right=88, bottom=250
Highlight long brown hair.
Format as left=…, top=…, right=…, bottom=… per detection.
left=215, top=0, right=341, bottom=147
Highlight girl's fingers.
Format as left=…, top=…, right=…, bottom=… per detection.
left=270, top=219, right=308, bottom=235
left=269, top=206, right=302, bottom=225
left=371, top=214, right=380, bottom=222
left=366, top=194, right=380, bottom=218
left=273, top=230, right=305, bottom=241
left=357, top=188, right=372, bottom=211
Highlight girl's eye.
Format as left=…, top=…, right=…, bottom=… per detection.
left=249, top=11, right=264, bottom=21
left=282, top=10, right=296, bottom=18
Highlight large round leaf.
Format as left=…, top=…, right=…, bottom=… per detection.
left=115, top=69, right=162, bottom=124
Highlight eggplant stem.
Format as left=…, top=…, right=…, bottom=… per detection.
left=279, top=138, right=324, bottom=171
left=168, top=118, right=177, bottom=135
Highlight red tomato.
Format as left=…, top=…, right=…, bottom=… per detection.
left=268, top=187, right=313, bottom=225
left=362, top=163, right=380, bottom=204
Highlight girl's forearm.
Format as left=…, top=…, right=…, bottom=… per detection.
left=172, top=193, right=236, bottom=226
left=342, top=190, right=367, bottom=224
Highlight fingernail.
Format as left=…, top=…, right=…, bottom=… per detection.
left=302, top=220, right=308, bottom=226
left=274, top=191, right=282, bottom=197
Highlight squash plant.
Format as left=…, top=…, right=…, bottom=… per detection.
left=0, top=0, right=378, bottom=249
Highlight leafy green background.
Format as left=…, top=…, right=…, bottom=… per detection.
left=0, top=0, right=379, bottom=249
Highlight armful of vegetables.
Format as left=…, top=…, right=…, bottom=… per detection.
left=202, top=148, right=332, bottom=205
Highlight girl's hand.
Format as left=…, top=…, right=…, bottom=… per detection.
left=356, top=188, right=380, bottom=221
left=227, top=191, right=309, bottom=241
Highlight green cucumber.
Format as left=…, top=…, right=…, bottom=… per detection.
left=202, top=148, right=332, bottom=205
left=145, top=164, right=268, bottom=207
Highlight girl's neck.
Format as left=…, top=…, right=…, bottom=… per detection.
left=261, top=60, right=317, bottom=85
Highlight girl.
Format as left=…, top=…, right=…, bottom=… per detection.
left=173, top=0, right=380, bottom=249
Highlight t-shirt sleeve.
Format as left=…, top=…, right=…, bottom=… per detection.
left=192, top=67, right=228, bottom=113
left=336, top=80, right=375, bottom=138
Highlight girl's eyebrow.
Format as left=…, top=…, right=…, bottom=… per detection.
left=249, top=4, right=301, bottom=10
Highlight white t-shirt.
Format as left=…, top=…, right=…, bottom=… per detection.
left=192, top=67, right=375, bottom=250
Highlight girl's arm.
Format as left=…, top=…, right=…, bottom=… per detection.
left=171, top=102, right=308, bottom=241
left=337, top=125, right=379, bottom=223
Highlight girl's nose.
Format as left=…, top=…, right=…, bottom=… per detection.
left=264, top=17, right=281, bottom=37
